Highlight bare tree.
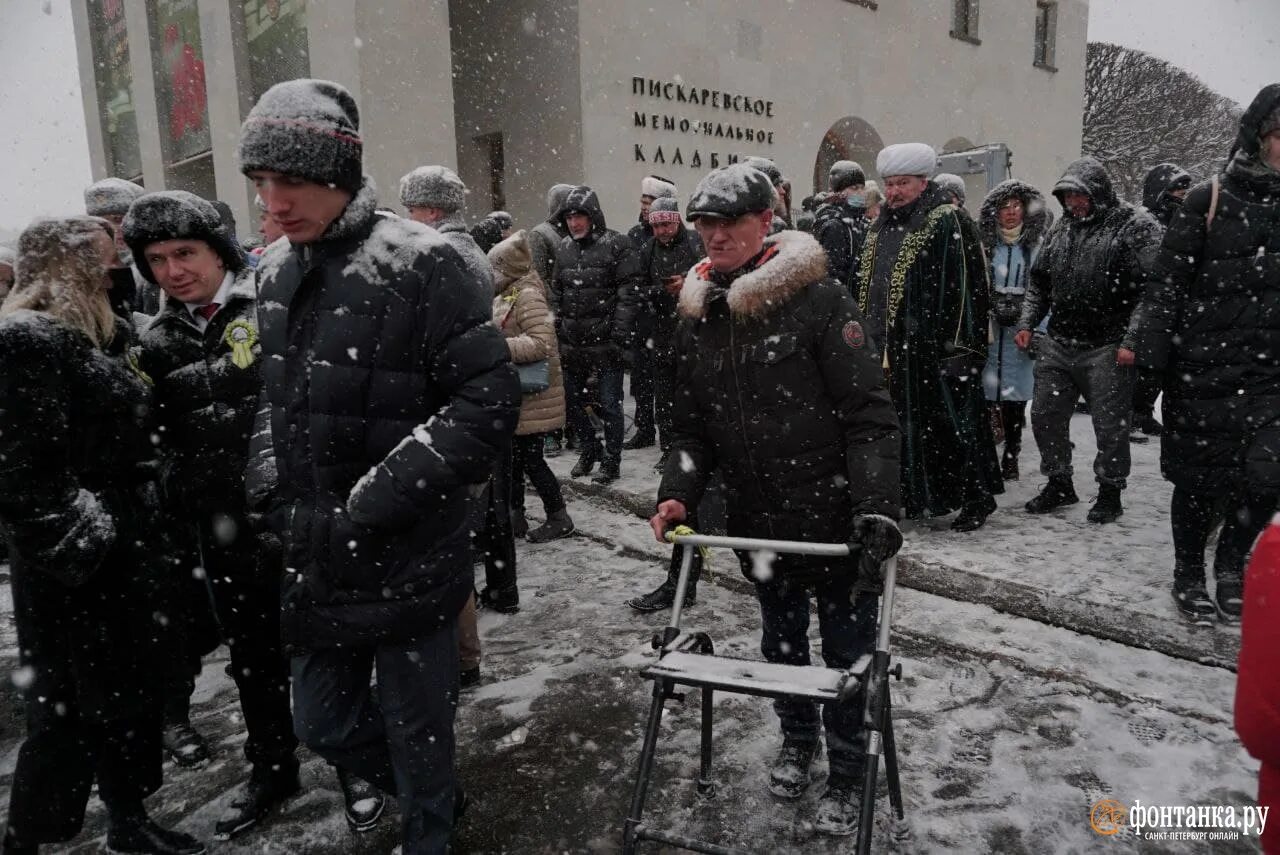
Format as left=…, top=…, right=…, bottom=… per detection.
left=1083, top=42, right=1242, bottom=203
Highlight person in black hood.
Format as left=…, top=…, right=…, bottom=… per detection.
left=812, top=160, right=869, bottom=292
left=626, top=176, right=678, bottom=450
left=1120, top=83, right=1280, bottom=625
left=551, top=185, right=644, bottom=484
left=1016, top=157, right=1161, bottom=524
left=1128, top=163, right=1194, bottom=440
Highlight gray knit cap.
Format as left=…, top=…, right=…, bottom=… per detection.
left=84, top=178, right=144, bottom=217
left=399, top=165, right=467, bottom=212
left=829, top=161, right=866, bottom=193
left=238, top=79, right=364, bottom=193
left=934, top=173, right=967, bottom=205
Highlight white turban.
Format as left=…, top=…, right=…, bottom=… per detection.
left=876, top=143, right=938, bottom=179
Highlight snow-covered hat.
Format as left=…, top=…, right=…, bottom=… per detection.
left=84, top=178, right=144, bottom=217
left=640, top=175, right=677, bottom=200
left=934, top=173, right=967, bottom=205
left=743, top=156, right=783, bottom=187
left=647, top=197, right=682, bottom=225
left=546, top=183, right=574, bottom=218
left=399, top=165, right=467, bottom=212
left=876, top=143, right=938, bottom=179
left=487, top=210, right=514, bottom=231
left=686, top=164, right=776, bottom=221
left=489, top=229, right=533, bottom=286
left=238, top=79, right=364, bottom=194
left=123, top=191, right=246, bottom=284
left=829, top=160, right=866, bottom=193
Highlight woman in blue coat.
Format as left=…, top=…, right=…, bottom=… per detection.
left=980, top=180, right=1053, bottom=480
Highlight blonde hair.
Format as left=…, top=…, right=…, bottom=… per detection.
left=1, top=216, right=117, bottom=347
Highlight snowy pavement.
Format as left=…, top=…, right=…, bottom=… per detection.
left=1, top=501, right=1258, bottom=853
left=548, top=412, right=1243, bottom=669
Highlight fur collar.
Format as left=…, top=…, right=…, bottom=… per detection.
left=678, top=230, right=828, bottom=321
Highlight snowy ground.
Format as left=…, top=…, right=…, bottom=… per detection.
left=0, top=494, right=1261, bottom=853
left=548, top=412, right=1243, bottom=668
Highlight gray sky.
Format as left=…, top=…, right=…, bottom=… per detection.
left=0, top=0, right=1276, bottom=235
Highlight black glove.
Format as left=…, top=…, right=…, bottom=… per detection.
left=852, top=513, right=903, bottom=568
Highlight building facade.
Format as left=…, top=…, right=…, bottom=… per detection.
left=72, top=0, right=1088, bottom=236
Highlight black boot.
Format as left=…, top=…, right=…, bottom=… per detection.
left=479, top=584, right=520, bottom=614
left=336, top=768, right=387, bottom=833
left=591, top=460, right=621, bottom=485
left=767, top=739, right=821, bottom=799
left=952, top=496, right=997, bottom=532
left=1025, top=476, right=1078, bottom=514
left=1087, top=484, right=1124, bottom=524
left=106, top=811, right=205, bottom=855
left=511, top=509, right=529, bottom=540
left=1172, top=574, right=1217, bottom=627
left=1001, top=448, right=1019, bottom=481
left=162, top=718, right=210, bottom=767
left=213, top=773, right=300, bottom=841
left=623, top=431, right=655, bottom=450
left=570, top=447, right=598, bottom=478
left=812, top=773, right=860, bottom=836
left=527, top=509, right=575, bottom=543
left=1216, top=576, right=1243, bottom=624
left=1137, top=413, right=1164, bottom=436
left=626, top=579, right=696, bottom=613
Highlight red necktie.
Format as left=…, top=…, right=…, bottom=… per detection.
left=196, top=303, right=220, bottom=321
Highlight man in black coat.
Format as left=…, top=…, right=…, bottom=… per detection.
left=1129, top=163, right=1194, bottom=440
left=238, top=79, right=520, bottom=855
left=652, top=164, right=902, bottom=836
left=1016, top=157, right=1161, bottom=524
left=626, top=197, right=706, bottom=613
left=551, top=185, right=643, bottom=484
left=625, top=175, right=678, bottom=450
left=812, top=160, right=869, bottom=291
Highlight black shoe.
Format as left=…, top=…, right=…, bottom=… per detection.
left=590, top=462, right=620, bottom=485
left=162, top=720, right=210, bottom=767
left=544, top=435, right=563, bottom=458
left=460, top=666, right=481, bottom=689
left=1001, top=450, right=1019, bottom=481
left=951, top=497, right=996, bottom=532
left=812, top=774, right=860, bottom=836
left=106, top=814, right=205, bottom=855
left=626, top=580, right=695, bottom=613
left=511, top=510, right=529, bottom=540
left=1025, top=477, right=1078, bottom=514
left=1137, top=413, right=1164, bottom=436
left=1087, top=485, right=1124, bottom=524
left=479, top=584, right=520, bottom=614
left=570, top=448, right=598, bottom=478
left=768, top=739, right=821, bottom=799
left=335, top=768, right=386, bottom=833
left=653, top=450, right=670, bottom=473
left=1216, top=578, right=1243, bottom=624
left=527, top=509, right=575, bottom=543
left=1172, top=578, right=1217, bottom=627
left=623, top=431, right=656, bottom=451
left=213, top=774, right=300, bottom=841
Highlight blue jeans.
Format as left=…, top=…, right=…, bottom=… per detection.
left=291, top=621, right=459, bottom=855
left=754, top=575, right=878, bottom=781
left=564, top=365, right=625, bottom=465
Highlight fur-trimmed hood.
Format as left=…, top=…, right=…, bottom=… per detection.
left=979, top=179, right=1053, bottom=250
left=678, top=230, right=829, bottom=320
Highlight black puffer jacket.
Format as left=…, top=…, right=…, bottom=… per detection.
left=641, top=225, right=704, bottom=354
left=1125, top=84, right=1280, bottom=493
left=550, top=186, right=643, bottom=370
left=979, top=179, right=1053, bottom=327
left=811, top=197, right=869, bottom=291
left=1019, top=157, right=1161, bottom=346
left=0, top=312, right=165, bottom=722
left=658, top=231, right=900, bottom=584
left=138, top=269, right=261, bottom=515
left=249, top=180, right=521, bottom=654
left=1142, top=163, right=1194, bottom=229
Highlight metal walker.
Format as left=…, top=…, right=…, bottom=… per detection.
left=621, top=532, right=906, bottom=855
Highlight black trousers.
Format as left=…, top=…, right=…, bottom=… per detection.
left=632, top=344, right=656, bottom=437
left=1133, top=367, right=1162, bottom=419
left=998, top=400, right=1026, bottom=455
left=166, top=510, right=298, bottom=780
left=7, top=709, right=162, bottom=844
left=473, top=454, right=517, bottom=591
left=1170, top=486, right=1274, bottom=585
left=654, top=348, right=677, bottom=452
left=511, top=433, right=566, bottom=517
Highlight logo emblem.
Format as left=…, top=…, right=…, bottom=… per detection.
left=223, top=320, right=259, bottom=369
left=842, top=320, right=865, bottom=349
left=1090, top=799, right=1127, bottom=836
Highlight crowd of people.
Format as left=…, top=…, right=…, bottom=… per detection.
left=0, top=75, right=1276, bottom=853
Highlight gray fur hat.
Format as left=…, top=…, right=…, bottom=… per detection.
left=399, top=165, right=467, bottom=212
left=238, top=79, right=364, bottom=193
left=122, top=191, right=246, bottom=284
left=84, top=178, right=144, bottom=217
